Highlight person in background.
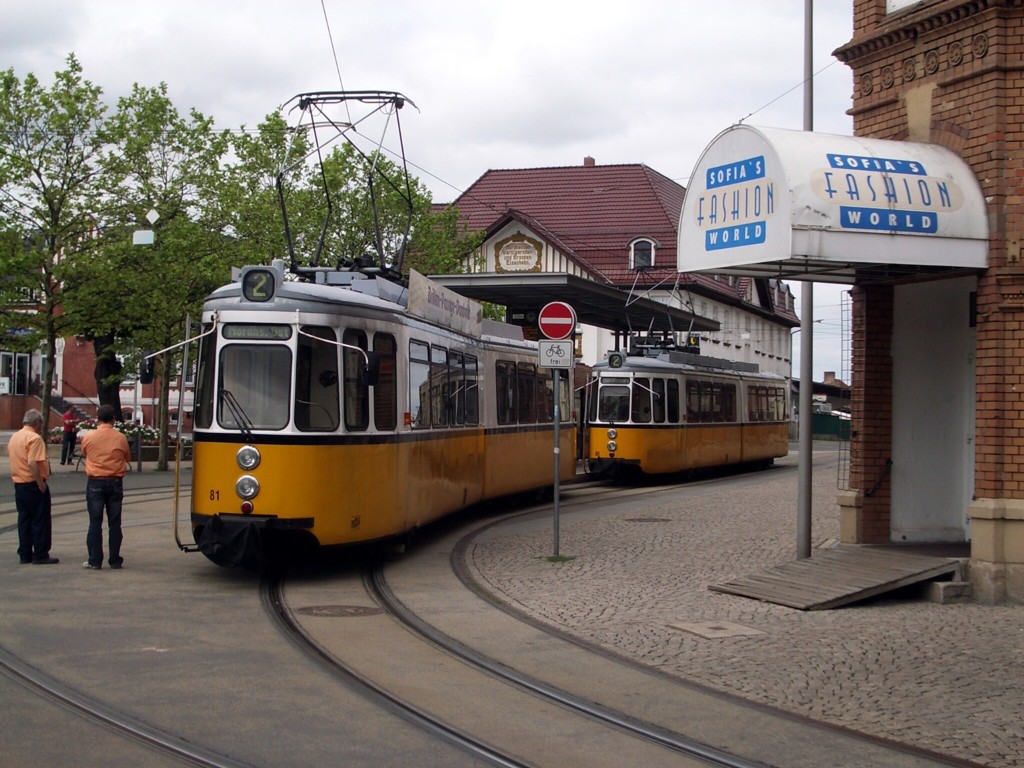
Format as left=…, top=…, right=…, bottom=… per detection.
left=80, top=404, right=131, bottom=570
left=60, top=406, right=78, bottom=465
left=8, top=409, right=58, bottom=564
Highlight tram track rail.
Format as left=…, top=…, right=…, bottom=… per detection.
left=0, top=644, right=255, bottom=768
left=0, top=486, right=187, bottom=537
left=258, top=462, right=804, bottom=768
left=361, top=565, right=774, bottom=768
left=259, top=573, right=532, bottom=768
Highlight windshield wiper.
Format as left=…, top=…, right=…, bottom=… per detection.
left=219, top=390, right=255, bottom=442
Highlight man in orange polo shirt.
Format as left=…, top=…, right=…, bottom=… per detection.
left=8, top=409, right=59, bottom=564
left=79, top=405, right=131, bottom=570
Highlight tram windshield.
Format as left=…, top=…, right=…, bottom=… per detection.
left=217, top=345, right=291, bottom=430
left=593, top=377, right=629, bottom=422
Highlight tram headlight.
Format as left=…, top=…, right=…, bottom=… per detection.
left=607, top=440, right=618, bottom=453
left=235, top=474, right=260, bottom=500
left=236, top=445, right=261, bottom=470
left=606, top=428, right=617, bottom=440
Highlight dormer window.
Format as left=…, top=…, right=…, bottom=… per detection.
left=630, top=238, right=656, bottom=270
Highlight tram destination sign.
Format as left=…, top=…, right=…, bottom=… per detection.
left=537, top=301, right=577, bottom=340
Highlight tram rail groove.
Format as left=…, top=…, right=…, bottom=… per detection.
left=0, top=643, right=254, bottom=768
left=0, top=486, right=186, bottom=537
left=259, top=574, right=532, bottom=768
left=364, top=565, right=773, bottom=768
left=446, top=462, right=986, bottom=768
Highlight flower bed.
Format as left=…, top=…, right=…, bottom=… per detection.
left=49, top=421, right=192, bottom=451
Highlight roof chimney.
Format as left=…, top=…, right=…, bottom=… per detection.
left=583, top=156, right=596, bottom=167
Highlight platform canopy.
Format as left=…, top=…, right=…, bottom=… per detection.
left=678, top=125, right=989, bottom=284
left=430, top=272, right=719, bottom=334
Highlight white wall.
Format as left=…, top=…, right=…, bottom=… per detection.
left=891, top=276, right=976, bottom=542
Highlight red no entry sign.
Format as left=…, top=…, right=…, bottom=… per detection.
left=538, top=301, right=577, bottom=340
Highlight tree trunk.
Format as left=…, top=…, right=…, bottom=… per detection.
left=158, top=353, right=171, bottom=471
left=93, top=334, right=124, bottom=416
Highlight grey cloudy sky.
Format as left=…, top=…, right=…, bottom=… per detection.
left=4, top=0, right=855, bottom=379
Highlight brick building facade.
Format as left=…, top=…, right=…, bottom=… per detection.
left=834, top=0, right=1024, bottom=602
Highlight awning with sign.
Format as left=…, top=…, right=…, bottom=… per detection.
left=678, top=125, right=988, bottom=284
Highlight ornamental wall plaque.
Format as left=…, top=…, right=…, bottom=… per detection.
left=925, top=49, right=940, bottom=75
left=903, top=57, right=917, bottom=82
left=972, top=33, right=988, bottom=58
left=860, top=72, right=874, bottom=96
left=948, top=40, right=963, bottom=66
left=881, top=65, right=895, bottom=89
left=495, top=233, right=544, bottom=273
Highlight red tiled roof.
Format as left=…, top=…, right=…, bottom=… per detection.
left=448, top=163, right=798, bottom=324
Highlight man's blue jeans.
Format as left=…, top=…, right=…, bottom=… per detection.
left=86, top=478, right=123, bottom=567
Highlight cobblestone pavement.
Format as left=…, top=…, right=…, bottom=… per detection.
left=464, top=451, right=1024, bottom=768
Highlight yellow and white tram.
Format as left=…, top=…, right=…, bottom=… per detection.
left=189, top=261, right=575, bottom=566
left=586, top=350, right=788, bottom=477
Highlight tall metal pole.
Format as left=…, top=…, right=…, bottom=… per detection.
left=552, top=369, right=561, bottom=557
left=797, top=0, right=814, bottom=559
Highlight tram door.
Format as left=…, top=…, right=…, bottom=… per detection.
left=577, top=379, right=588, bottom=462
left=891, top=277, right=976, bottom=542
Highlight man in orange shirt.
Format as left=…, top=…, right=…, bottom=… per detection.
left=80, top=405, right=131, bottom=570
left=8, top=409, right=59, bottom=564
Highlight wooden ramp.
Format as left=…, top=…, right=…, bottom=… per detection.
left=709, top=547, right=964, bottom=610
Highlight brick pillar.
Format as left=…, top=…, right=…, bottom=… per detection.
left=835, top=0, right=1024, bottom=602
left=840, top=284, right=893, bottom=544
left=970, top=253, right=1024, bottom=602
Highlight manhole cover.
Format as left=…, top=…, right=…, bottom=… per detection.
left=295, top=605, right=383, bottom=618
left=624, top=517, right=671, bottom=523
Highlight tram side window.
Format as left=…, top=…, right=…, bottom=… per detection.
left=496, top=360, right=516, bottom=425
left=518, top=362, right=539, bottom=423
left=218, top=344, right=291, bottom=430
left=631, top=378, right=652, bottom=423
left=748, top=385, right=767, bottom=422
left=432, top=346, right=449, bottom=427
left=686, top=380, right=700, bottom=422
left=756, top=386, right=786, bottom=422
left=342, top=329, right=369, bottom=431
left=720, top=383, right=737, bottom=422
left=539, top=368, right=553, bottom=423
left=558, top=369, right=571, bottom=422
left=666, top=379, right=680, bottom=423
left=194, top=326, right=216, bottom=429
left=409, top=340, right=431, bottom=429
left=464, top=355, right=479, bottom=425
left=652, top=379, right=666, bottom=423
left=537, top=368, right=570, bottom=423
left=663, top=380, right=679, bottom=423
left=772, top=387, right=787, bottom=420
left=374, top=333, right=398, bottom=431
left=688, top=379, right=731, bottom=423
left=451, top=351, right=466, bottom=426
left=295, top=326, right=341, bottom=432
left=449, top=352, right=480, bottom=426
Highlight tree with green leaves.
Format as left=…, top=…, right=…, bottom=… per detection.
left=66, top=82, right=231, bottom=468
left=0, top=54, right=113, bottom=428
left=2, top=61, right=486, bottom=450
left=313, top=143, right=483, bottom=276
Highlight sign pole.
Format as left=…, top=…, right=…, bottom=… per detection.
left=552, top=368, right=560, bottom=557
left=537, top=301, right=576, bottom=559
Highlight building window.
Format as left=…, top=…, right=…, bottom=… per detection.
left=629, top=238, right=655, bottom=270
